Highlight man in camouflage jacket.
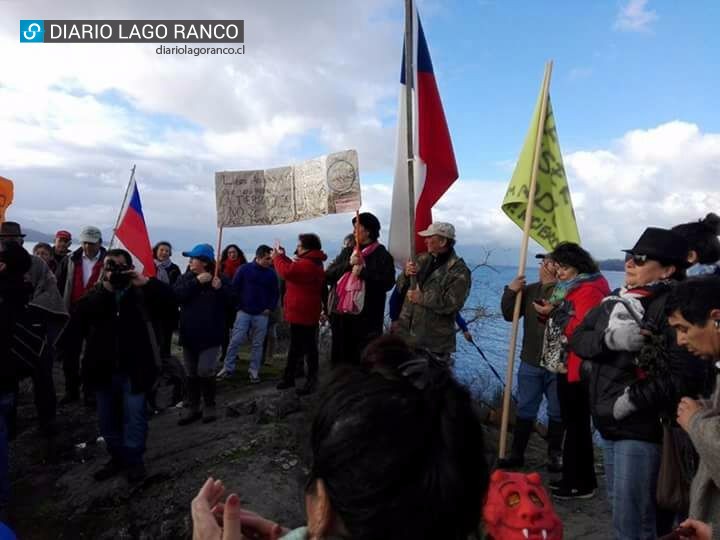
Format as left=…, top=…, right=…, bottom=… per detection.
left=395, top=222, right=471, bottom=357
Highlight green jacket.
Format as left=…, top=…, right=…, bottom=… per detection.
left=396, top=250, right=471, bottom=353
left=500, top=281, right=555, bottom=367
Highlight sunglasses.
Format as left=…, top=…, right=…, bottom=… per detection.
left=624, top=253, right=650, bottom=266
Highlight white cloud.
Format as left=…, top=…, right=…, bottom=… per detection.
left=614, top=0, right=658, bottom=32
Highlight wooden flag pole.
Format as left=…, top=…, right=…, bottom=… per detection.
left=110, top=164, right=136, bottom=246
left=214, top=226, right=224, bottom=279
left=404, top=0, right=418, bottom=288
left=498, top=60, right=554, bottom=459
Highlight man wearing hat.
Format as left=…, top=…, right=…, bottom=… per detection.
left=56, top=225, right=107, bottom=405
left=49, top=230, right=72, bottom=273
left=395, top=222, right=471, bottom=362
left=0, top=222, right=67, bottom=440
left=497, top=254, right=562, bottom=471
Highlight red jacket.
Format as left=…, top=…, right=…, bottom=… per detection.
left=273, top=250, right=327, bottom=326
left=565, top=275, right=610, bottom=382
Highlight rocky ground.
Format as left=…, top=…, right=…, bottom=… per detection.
left=6, top=342, right=612, bottom=539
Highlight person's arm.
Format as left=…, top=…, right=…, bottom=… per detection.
left=564, top=285, right=606, bottom=341
left=173, top=272, right=200, bottom=304
left=325, top=248, right=351, bottom=285
left=456, top=312, right=469, bottom=332
left=568, top=303, right=609, bottom=360
left=388, top=286, right=402, bottom=321
left=501, top=278, right=530, bottom=322
left=359, top=248, right=396, bottom=292
left=687, top=411, right=720, bottom=494
left=55, top=256, right=69, bottom=296
left=415, top=265, right=471, bottom=316
left=272, top=253, right=301, bottom=281
left=266, top=270, right=280, bottom=312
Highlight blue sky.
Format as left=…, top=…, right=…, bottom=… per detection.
left=1, top=0, right=718, bottom=263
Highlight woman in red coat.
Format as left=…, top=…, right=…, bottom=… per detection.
left=533, top=242, right=610, bottom=500
left=272, top=234, right=327, bottom=395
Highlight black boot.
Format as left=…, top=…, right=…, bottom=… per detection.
left=201, top=377, right=217, bottom=424
left=296, top=376, right=317, bottom=396
left=178, top=377, right=202, bottom=426
left=497, top=418, right=534, bottom=469
left=546, top=420, right=564, bottom=473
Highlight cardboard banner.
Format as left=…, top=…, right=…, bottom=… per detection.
left=216, top=149, right=361, bottom=227
left=0, top=176, right=14, bottom=224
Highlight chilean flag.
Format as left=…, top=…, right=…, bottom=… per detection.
left=111, top=176, right=156, bottom=277
left=388, top=2, right=459, bottom=265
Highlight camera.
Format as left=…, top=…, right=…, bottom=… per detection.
left=105, top=259, right=133, bottom=288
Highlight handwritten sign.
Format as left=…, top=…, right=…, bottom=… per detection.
left=216, top=149, right=361, bottom=227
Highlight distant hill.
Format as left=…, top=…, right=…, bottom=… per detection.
left=598, top=258, right=625, bottom=271
left=23, top=228, right=54, bottom=243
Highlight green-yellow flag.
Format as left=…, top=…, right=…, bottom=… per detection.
left=501, top=87, right=580, bottom=251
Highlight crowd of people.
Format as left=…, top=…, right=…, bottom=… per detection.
left=1, top=210, right=720, bottom=539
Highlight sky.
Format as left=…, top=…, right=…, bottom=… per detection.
left=1, top=0, right=719, bottom=264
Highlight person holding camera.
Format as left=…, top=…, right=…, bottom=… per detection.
left=58, top=249, right=174, bottom=482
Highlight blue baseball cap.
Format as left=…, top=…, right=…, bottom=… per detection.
left=182, top=243, right=215, bottom=261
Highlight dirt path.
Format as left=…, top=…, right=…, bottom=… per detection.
left=8, top=354, right=612, bottom=539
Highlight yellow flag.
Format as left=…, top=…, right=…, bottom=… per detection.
left=0, top=176, right=13, bottom=224
left=501, top=87, right=580, bottom=251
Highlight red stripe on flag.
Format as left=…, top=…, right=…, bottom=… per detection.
left=116, top=207, right=156, bottom=277
left=415, top=71, right=459, bottom=252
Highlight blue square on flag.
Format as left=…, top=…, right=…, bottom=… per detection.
left=20, top=20, right=44, bottom=42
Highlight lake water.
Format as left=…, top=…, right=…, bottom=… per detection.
left=452, top=265, right=626, bottom=415
left=23, top=241, right=625, bottom=408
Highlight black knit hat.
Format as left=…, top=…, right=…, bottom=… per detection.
left=623, top=227, right=691, bottom=267
left=352, top=212, right=381, bottom=239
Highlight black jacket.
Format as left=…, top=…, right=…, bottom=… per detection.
left=0, top=274, right=33, bottom=393
left=570, top=285, right=708, bottom=443
left=174, top=271, right=234, bottom=354
left=59, top=278, right=175, bottom=394
left=325, top=244, right=396, bottom=335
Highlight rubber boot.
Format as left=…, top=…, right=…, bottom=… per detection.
left=178, top=377, right=202, bottom=426
left=546, top=420, right=564, bottom=473
left=496, top=418, right=534, bottom=469
left=201, top=377, right=217, bottom=424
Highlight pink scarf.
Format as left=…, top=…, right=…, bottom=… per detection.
left=334, top=242, right=379, bottom=314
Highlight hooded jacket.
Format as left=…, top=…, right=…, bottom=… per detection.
left=273, top=249, right=327, bottom=326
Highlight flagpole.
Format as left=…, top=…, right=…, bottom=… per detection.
left=110, top=164, right=136, bottom=246
left=498, top=60, right=554, bottom=459
left=404, top=0, right=417, bottom=286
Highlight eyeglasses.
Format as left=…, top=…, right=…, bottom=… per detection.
left=625, top=253, right=649, bottom=266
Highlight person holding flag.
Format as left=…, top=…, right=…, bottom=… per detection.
left=325, top=213, right=395, bottom=366
left=395, top=222, right=470, bottom=364
left=497, top=61, right=583, bottom=462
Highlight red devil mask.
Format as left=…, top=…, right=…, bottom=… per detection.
left=483, top=470, right=563, bottom=540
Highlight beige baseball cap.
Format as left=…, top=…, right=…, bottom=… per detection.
left=418, top=222, right=455, bottom=240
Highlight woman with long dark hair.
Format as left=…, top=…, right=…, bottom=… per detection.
left=220, top=244, right=247, bottom=280
left=533, top=242, right=609, bottom=501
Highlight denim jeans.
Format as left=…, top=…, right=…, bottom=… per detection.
left=223, top=311, right=269, bottom=377
left=516, top=361, right=561, bottom=422
left=602, top=437, right=661, bottom=540
left=0, top=393, right=15, bottom=508
left=96, top=375, right=148, bottom=466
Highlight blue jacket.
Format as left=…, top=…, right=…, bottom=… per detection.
left=174, top=271, right=234, bottom=353
left=232, top=261, right=279, bottom=315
